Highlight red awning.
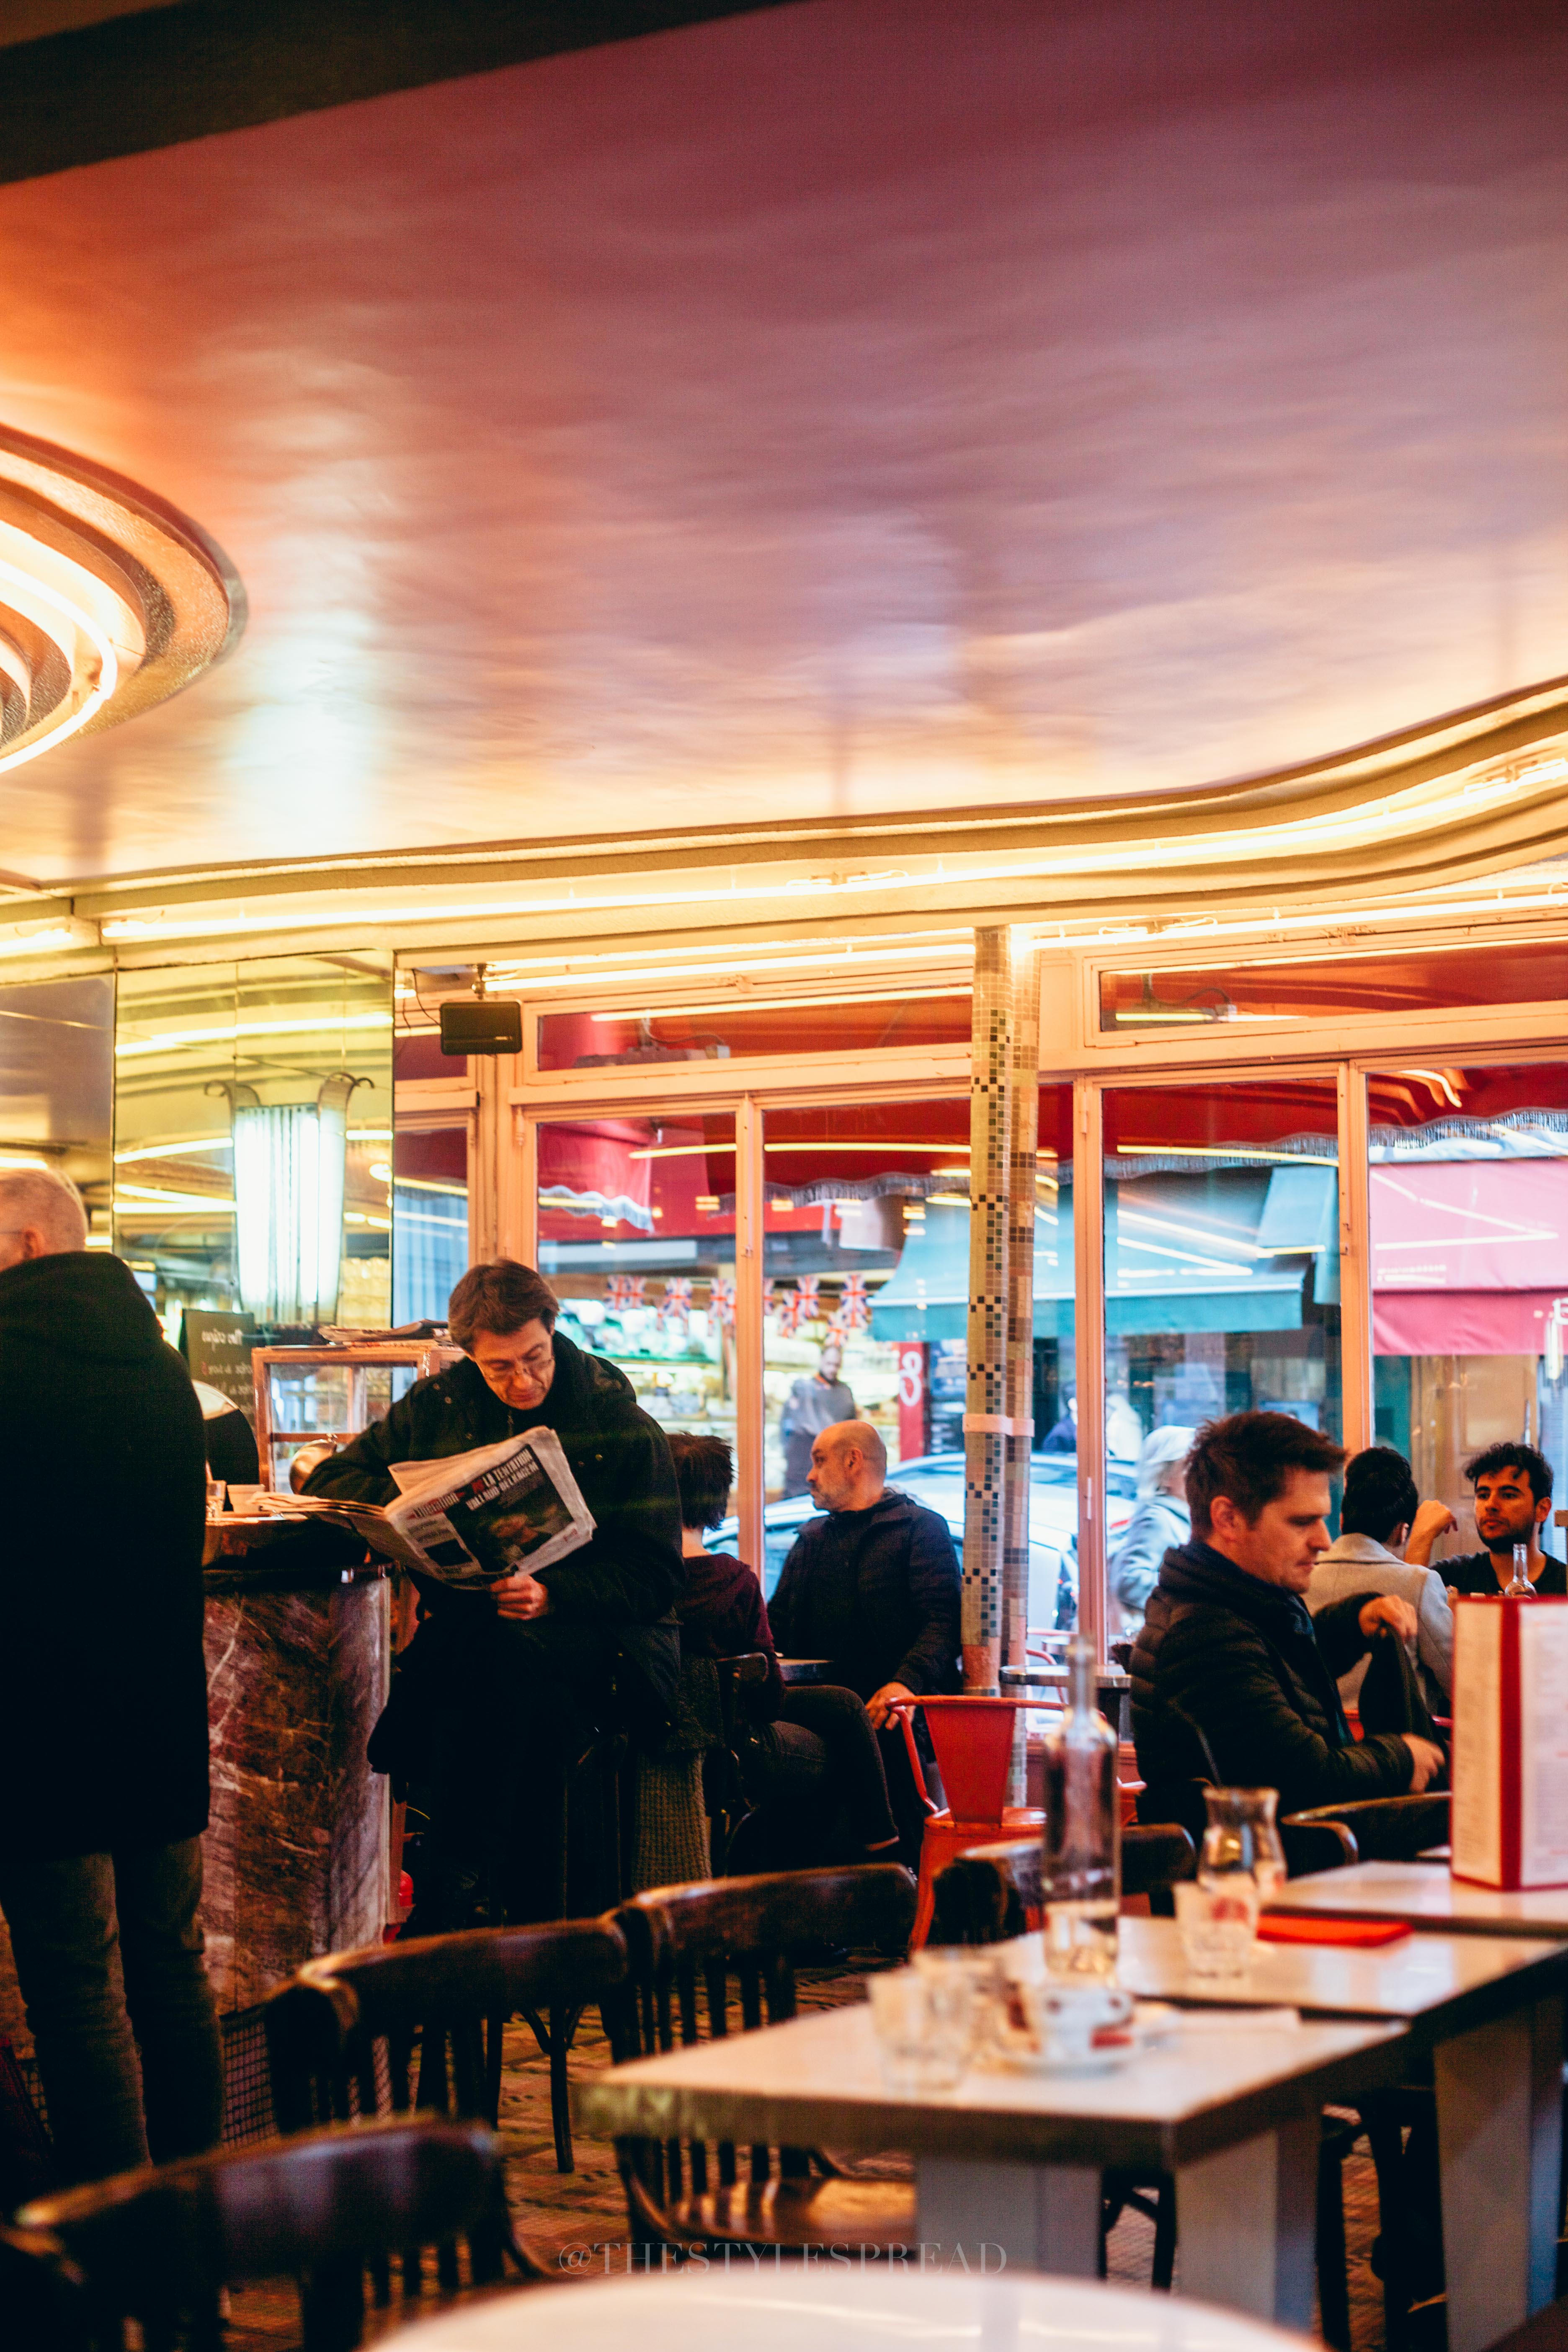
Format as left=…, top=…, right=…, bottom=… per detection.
left=1373, top=1288, right=1564, bottom=1358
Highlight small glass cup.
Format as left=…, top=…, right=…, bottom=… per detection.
left=205, top=1476, right=228, bottom=1522
left=867, top=1965, right=973, bottom=2092
left=1175, top=1877, right=1260, bottom=1978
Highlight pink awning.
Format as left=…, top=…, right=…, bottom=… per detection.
left=1373, top=1287, right=1563, bottom=1358
left=1371, top=1159, right=1568, bottom=1290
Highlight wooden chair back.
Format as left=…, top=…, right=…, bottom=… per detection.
left=933, top=1825, right=1196, bottom=1942
left=1283, top=1791, right=1450, bottom=1865
left=709, top=1652, right=771, bottom=1870
left=265, top=1915, right=627, bottom=2137
left=19, top=2116, right=505, bottom=2352
left=607, top=1863, right=916, bottom=2242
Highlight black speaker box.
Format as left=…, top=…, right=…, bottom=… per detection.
left=439, top=998, right=523, bottom=1055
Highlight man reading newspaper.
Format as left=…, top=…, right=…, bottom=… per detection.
left=305, top=1259, right=682, bottom=1927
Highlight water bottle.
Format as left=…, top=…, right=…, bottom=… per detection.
left=1039, top=1634, right=1120, bottom=1976
left=1505, top=1542, right=1536, bottom=1597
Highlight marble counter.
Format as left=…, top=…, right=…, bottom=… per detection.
left=0, top=1549, right=391, bottom=2056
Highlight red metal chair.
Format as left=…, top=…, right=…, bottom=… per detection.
left=889, top=1695, right=1060, bottom=1946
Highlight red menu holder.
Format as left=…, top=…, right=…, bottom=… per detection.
left=1451, top=1594, right=1568, bottom=1889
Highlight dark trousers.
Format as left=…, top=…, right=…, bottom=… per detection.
left=0, top=1836, right=223, bottom=2185
left=750, top=1684, right=899, bottom=1850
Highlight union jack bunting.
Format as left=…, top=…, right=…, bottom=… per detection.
left=838, top=1274, right=870, bottom=1331
left=708, top=1274, right=735, bottom=1329
left=770, top=1282, right=799, bottom=1336
left=794, top=1276, right=821, bottom=1324
left=661, top=1277, right=694, bottom=1326
left=626, top=1277, right=647, bottom=1310
left=605, top=1274, right=632, bottom=1312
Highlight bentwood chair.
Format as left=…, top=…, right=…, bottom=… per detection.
left=264, top=1913, right=627, bottom=2197
left=1282, top=1792, right=1452, bottom=1866
left=19, top=2116, right=509, bottom=2352
left=605, top=1862, right=919, bottom=2256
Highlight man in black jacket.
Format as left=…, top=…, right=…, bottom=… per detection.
left=768, top=1418, right=960, bottom=1861
left=307, top=1258, right=682, bottom=1924
left=1131, top=1411, right=1445, bottom=1826
left=0, top=1171, right=222, bottom=2183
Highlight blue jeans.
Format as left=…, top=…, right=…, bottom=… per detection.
left=0, top=1837, right=224, bottom=2184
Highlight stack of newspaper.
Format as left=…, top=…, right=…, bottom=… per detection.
left=262, top=1431, right=595, bottom=1590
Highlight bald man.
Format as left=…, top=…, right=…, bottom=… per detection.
left=768, top=1419, right=960, bottom=1863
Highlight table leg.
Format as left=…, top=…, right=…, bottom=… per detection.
left=917, top=2157, right=1101, bottom=2274
left=1434, top=1994, right=1563, bottom=2352
left=1175, top=2115, right=1318, bottom=2328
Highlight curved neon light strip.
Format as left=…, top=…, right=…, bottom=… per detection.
left=0, top=552, right=119, bottom=777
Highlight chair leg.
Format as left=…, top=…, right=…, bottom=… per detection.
left=549, top=2005, right=579, bottom=2174
left=1151, top=2179, right=1176, bottom=2293
left=1316, top=2136, right=1351, bottom=2352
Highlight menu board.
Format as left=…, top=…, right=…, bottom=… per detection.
left=185, top=1308, right=259, bottom=1429
left=1452, top=1595, right=1568, bottom=1889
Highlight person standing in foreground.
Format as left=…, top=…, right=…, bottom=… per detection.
left=1438, top=1442, right=1565, bottom=1595
left=1307, top=1444, right=1456, bottom=1708
left=0, top=1171, right=222, bottom=2184
left=767, top=1419, right=959, bottom=1863
left=1130, top=1411, right=1445, bottom=1823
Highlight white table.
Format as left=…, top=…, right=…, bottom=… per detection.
left=575, top=1993, right=1401, bottom=2329
left=379, top=2267, right=1316, bottom=2352
left=1263, top=1867, right=1568, bottom=2351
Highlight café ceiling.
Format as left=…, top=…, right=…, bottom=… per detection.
left=0, top=0, right=1565, bottom=928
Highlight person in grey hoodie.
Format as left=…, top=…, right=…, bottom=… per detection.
left=1306, top=1444, right=1455, bottom=1711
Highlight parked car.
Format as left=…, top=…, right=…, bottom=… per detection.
left=704, top=1450, right=1136, bottom=1630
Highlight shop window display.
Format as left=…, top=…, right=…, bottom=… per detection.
left=534, top=1112, right=740, bottom=1509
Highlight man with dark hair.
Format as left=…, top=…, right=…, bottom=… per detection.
left=1307, top=1444, right=1456, bottom=1705
left=1131, top=1411, right=1445, bottom=1822
left=307, top=1258, right=682, bottom=1924
left=1439, top=1442, right=1565, bottom=1596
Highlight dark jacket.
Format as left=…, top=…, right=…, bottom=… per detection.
left=1130, top=1539, right=1416, bottom=1821
left=304, top=1333, right=683, bottom=1631
left=678, top=1550, right=784, bottom=1720
left=1440, top=1549, right=1568, bottom=1597
left=0, top=1251, right=209, bottom=1859
left=767, top=1488, right=961, bottom=1701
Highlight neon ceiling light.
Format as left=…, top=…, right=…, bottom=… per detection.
left=116, top=1010, right=393, bottom=1059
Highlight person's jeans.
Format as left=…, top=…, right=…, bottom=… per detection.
left=0, top=1837, right=224, bottom=2184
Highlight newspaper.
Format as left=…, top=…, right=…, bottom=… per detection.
left=261, top=1429, right=594, bottom=1590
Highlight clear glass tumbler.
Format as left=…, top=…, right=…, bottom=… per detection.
left=867, top=1967, right=973, bottom=2092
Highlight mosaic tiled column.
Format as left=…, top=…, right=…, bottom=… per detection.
left=1003, top=949, right=1039, bottom=1679
left=962, top=928, right=1016, bottom=1694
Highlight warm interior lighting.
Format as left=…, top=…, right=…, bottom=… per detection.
left=586, top=985, right=969, bottom=1022
left=1114, top=1143, right=1338, bottom=1167
left=0, top=1152, right=52, bottom=1171
left=116, top=1011, right=392, bottom=1060
left=0, top=549, right=119, bottom=778
left=695, top=1194, right=720, bottom=1212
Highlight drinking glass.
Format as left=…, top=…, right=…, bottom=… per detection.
left=1174, top=1877, right=1260, bottom=1978
left=205, top=1476, right=228, bottom=1521
left=867, top=1966, right=972, bottom=2091
left=1201, top=1785, right=1286, bottom=1901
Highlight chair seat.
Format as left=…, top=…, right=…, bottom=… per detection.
left=913, top=1808, right=1045, bottom=1946
left=666, top=2175, right=918, bottom=2250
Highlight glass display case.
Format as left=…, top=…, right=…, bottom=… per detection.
left=252, top=1341, right=462, bottom=1492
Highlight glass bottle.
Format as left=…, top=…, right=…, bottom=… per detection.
left=1039, top=1635, right=1120, bottom=1977
left=1200, top=1787, right=1287, bottom=1903
left=1505, top=1543, right=1536, bottom=1598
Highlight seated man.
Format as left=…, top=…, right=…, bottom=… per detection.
left=767, top=1419, right=960, bottom=1863
left=1308, top=1444, right=1456, bottom=1708
left=1131, top=1411, right=1444, bottom=1824
left=308, top=1258, right=683, bottom=1926
left=667, top=1431, right=899, bottom=1862
left=1439, top=1441, right=1565, bottom=1595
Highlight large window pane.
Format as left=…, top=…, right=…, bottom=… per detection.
left=1369, top=1063, right=1568, bottom=1565
left=1101, top=1080, right=1343, bottom=1631
left=390, top=1030, right=468, bottom=1324
left=534, top=1112, right=739, bottom=1504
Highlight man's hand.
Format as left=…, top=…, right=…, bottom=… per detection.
left=1400, top=1735, right=1446, bottom=1793
left=866, top=1680, right=916, bottom=1731
left=1403, top=1499, right=1458, bottom=1566
left=493, top=1570, right=549, bottom=1622
left=1359, top=1594, right=1419, bottom=1643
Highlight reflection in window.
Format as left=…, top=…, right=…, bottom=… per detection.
left=1369, top=1064, right=1568, bottom=1564
left=536, top=991, right=972, bottom=1071
left=534, top=1114, right=739, bottom=1507
left=113, top=957, right=393, bottom=1346
left=1102, top=1082, right=1343, bottom=1634
left=1100, top=938, right=1568, bottom=1031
